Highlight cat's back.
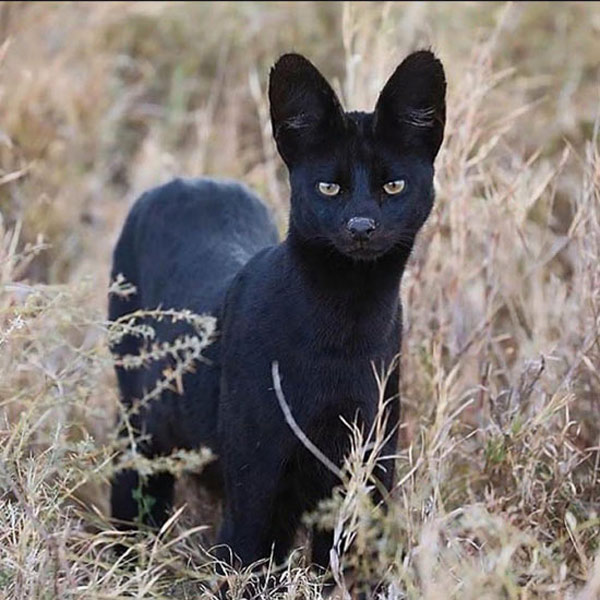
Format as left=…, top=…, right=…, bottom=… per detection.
left=114, top=177, right=279, bottom=312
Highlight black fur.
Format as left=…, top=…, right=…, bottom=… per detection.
left=109, top=51, right=446, bottom=568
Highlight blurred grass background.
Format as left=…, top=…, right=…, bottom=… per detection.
left=2, top=2, right=598, bottom=283
left=1, top=2, right=600, bottom=598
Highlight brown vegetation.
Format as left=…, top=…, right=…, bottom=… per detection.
left=1, top=2, right=599, bottom=598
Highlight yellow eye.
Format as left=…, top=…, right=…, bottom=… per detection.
left=318, top=182, right=341, bottom=197
left=383, top=180, right=406, bottom=195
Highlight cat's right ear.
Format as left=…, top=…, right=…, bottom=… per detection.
left=374, top=50, right=446, bottom=161
left=269, top=53, right=345, bottom=167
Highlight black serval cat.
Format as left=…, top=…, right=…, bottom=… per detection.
left=109, top=50, right=446, bottom=570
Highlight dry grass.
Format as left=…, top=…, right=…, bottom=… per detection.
left=1, top=1, right=600, bottom=598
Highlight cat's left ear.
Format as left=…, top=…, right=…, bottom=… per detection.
left=374, top=50, right=446, bottom=160
left=269, top=53, right=345, bottom=167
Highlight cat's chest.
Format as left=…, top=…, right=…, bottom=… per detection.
left=279, top=349, right=390, bottom=415
left=274, top=293, right=401, bottom=359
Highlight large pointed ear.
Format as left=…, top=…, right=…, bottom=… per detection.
left=374, top=50, right=446, bottom=160
left=269, top=53, right=345, bottom=166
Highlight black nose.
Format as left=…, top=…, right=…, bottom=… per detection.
left=347, top=217, right=377, bottom=241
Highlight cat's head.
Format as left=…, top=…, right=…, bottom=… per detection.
left=269, top=51, right=446, bottom=261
